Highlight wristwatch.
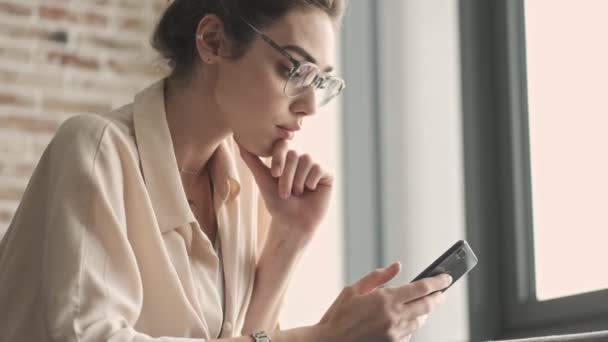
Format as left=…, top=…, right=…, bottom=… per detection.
left=250, top=330, right=271, bottom=342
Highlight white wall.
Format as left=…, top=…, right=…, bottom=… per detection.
left=378, top=1, right=469, bottom=341
left=278, top=69, right=344, bottom=328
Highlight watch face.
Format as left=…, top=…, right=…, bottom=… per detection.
left=253, top=331, right=271, bottom=342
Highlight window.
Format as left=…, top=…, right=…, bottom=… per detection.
left=461, top=0, right=608, bottom=340
left=524, top=0, right=608, bottom=301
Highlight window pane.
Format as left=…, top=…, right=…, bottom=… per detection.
left=525, top=0, right=608, bottom=301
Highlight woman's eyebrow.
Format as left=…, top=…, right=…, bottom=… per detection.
left=283, top=44, right=334, bottom=73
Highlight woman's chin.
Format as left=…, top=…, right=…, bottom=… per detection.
left=233, top=135, right=274, bottom=158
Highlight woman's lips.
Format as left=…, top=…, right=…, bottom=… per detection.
left=276, top=126, right=296, bottom=140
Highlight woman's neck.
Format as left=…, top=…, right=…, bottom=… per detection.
left=164, top=73, right=231, bottom=174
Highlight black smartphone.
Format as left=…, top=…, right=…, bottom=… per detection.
left=411, top=240, right=478, bottom=292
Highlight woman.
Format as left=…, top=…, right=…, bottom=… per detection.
left=0, top=0, right=452, bottom=341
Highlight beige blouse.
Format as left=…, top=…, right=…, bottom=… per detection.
left=0, top=80, right=272, bottom=341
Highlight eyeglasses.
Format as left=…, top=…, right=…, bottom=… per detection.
left=242, top=21, right=346, bottom=107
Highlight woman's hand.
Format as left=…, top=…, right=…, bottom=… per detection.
left=317, top=262, right=452, bottom=342
left=238, top=139, right=333, bottom=237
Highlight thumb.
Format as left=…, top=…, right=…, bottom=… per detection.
left=236, top=142, right=276, bottom=195
left=352, top=261, right=401, bottom=295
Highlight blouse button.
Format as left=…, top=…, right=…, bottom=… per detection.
left=223, top=321, right=233, bottom=332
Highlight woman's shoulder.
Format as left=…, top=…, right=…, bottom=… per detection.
left=57, top=103, right=133, bottom=137
left=46, top=105, right=138, bottom=169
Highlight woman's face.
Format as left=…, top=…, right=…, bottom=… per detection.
left=213, top=9, right=337, bottom=157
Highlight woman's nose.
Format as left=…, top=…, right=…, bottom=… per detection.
left=291, top=87, right=317, bottom=116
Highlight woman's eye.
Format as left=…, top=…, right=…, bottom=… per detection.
left=291, top=69, right=306, bottom=79
left=279, top=65, right=292, bottom=78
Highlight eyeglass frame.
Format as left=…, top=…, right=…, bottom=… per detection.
left=240, top=19, right=346, bottom=106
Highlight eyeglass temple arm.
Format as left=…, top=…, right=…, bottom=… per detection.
left=242, top=20, right=301, bottom=67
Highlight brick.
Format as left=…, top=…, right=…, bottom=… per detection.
left=0, top=21, right=61, bottom=43
left=0, top=92, right=36, bottom=108
left=120, top=17, right=147, bottom=32
left=0, top=132, right=30, bottom=155
left=116, top=0, right=146, bottom=11
left=107, top=58, right=163, bottom=78
left=0, top=185, right=24, bottom=201
left=38, top=6, right=73, bottom=21
left=0, top=69, right=17, bottom=83
left=38, top=6, right=108, bottom=27
left=0, top=2, right=32, bottom=17
left=0, top=0, right=167, bottom=223
left=0, top=160, right=35, bottom=178
left=47, top=30, right=69, bottom=44
left=14, top=162, right=35, bottom=177
left=47, top=51, right=99, bottom=70
left=0, top=68, right=64, bottom=91
left=0, top=208, right=14, bottom=223
left=42, top=98, right=111, bottom=115
left=65, top=76, right=137, bottom=96
left=0, top=115, right=61, bottom=134
left=0, top=46, right=31, bottom=63
left=84, top=12, right=108, bottom=26
left=78, top=34, right=141, bottom=53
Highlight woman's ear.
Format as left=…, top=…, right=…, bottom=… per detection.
left=195, top=14, right=228, bottom=64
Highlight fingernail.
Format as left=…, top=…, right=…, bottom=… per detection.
left=446, top=274, right=453, bottom=284
left=385, top=261, right=400, bottom=269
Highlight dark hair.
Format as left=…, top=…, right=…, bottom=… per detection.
left=152, top=0, right=348, bottom=80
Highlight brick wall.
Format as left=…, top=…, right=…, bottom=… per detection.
left=0, top=0, right=168, bottom=238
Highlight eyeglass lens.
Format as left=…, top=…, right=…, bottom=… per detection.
left=284, top=64, right=344, bottom=107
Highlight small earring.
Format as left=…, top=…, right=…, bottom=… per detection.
left=196, top=34, right=203, bottom=40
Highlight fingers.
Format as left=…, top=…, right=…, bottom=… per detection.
left=401, top=291, right=446, bottom=319
left=278, top=150, right=298, bottom=199
left=394, top=273, right=452, bottom=303
left=396, top=292, right=445, bottom=341
left=293, top=154, right=315, bottom=195
left=305, top=165, right=322, bottom=190
left=396, top=315, right=429, bottom=339
left=270, top=141, right=332, bottom=198
left=300, top=161, right=334, bottom=192
left=271, top=140, right=289, bottom=177
left=352, top=261, right=401, bottom=295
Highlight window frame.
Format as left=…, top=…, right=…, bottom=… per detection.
left=340, top=0, right=385, bottom=284
left=461, top=0, right=608, bottom=339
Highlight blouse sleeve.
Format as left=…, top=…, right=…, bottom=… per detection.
left=255, top=170, right=281, bottom=332
left=30, top=115, right=208, bottom=342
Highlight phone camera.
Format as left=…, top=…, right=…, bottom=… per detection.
left=456, top=249, right=466, bottom=259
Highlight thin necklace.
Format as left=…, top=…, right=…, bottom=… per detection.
left=181, top=167, right=214, bottom=226
left=179, top=167, right=201, bottom=175
left=179, top=166, right=201, bottom=208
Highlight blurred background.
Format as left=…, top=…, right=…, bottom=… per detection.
left=1, top=1, right=607, bottom=341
